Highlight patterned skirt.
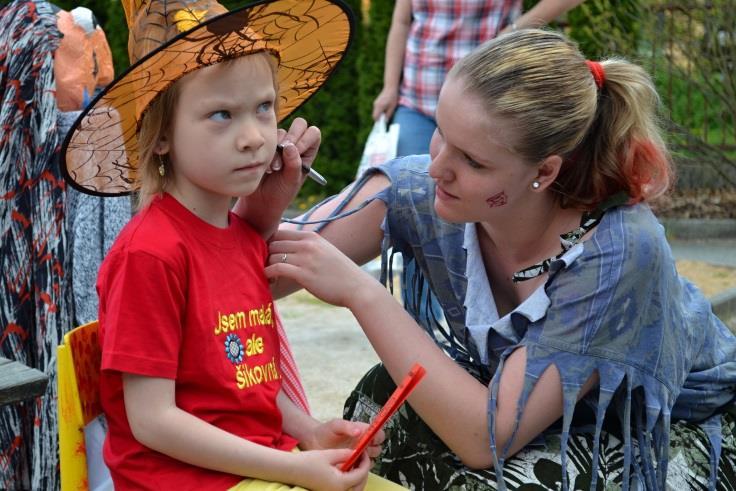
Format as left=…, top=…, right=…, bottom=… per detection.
left=344, top=364, right=736, bottom=490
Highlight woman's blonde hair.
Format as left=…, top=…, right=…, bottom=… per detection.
left=450, top=29, right=673, bottom=209
left=135, top=52, right=279, bottom=210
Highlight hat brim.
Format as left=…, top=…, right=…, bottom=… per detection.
left=61, top=0, right=354, bottom=197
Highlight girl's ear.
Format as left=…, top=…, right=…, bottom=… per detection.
left=533, top=154, right=563, bottom=190
left=154, top=135, right=170, bottom=156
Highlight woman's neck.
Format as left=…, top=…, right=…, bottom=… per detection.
left=477, top=196, right=582, bottom=267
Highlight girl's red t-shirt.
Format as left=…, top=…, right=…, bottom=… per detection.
left=97, top=194, right=298, bottom=490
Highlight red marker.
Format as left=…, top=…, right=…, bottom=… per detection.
left=340, top=363, right=426, bottom=471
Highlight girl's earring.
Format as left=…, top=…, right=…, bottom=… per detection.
left=531, top=180, right=541, bottom=190
left=157, top=154, right=166, bottom=177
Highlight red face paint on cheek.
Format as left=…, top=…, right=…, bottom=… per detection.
left=486, top=191, right=507, bottom=208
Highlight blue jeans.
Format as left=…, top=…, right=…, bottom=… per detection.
left=392, top=105, right=436, bottom=157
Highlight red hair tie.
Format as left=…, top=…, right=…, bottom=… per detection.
left=585, top=60, right=605, bottom=89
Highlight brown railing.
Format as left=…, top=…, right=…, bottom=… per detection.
left=569, top=0, right=735, bottom=188
left=643, top=1, right=735, bottom=187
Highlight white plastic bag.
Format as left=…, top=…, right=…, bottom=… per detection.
left=355, top=114, right=400, bottom=178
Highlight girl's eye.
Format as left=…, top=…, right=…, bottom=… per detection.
left=465, top=155, right=483, bottom=169
left=209, top=110, right=231, bottom=121
left=257, top=101, right=273, bottom=114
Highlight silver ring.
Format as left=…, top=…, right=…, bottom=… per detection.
left=281, top=253, right=288, bottom=264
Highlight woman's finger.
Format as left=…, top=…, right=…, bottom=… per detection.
left=283, top=117, right=308, bottom=146
left=267, top=237, right=313, bottom=256
left=264, top=262, right=303, bottom=282
left=268, top=128, right=289, bottom=172
left=268, top=251, right=294, bottom=268
left=269, top=228, right=319, bottom=242
left=366, top=446, right=381, bottom=459
left=294, top=125, right=321, bottom=160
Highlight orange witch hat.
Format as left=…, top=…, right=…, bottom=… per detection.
left=61, top=0, right=353, bottom=196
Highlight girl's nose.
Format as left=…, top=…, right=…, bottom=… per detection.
left=236, top=122, right=265, bottom=152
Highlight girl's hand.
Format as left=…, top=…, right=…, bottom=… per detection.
left=232, top=118, right=321, bottom=239
left=307, top=419, right=385, bottom=460
left=293, top=448, right=371, bottom=491
left=265, top=229, right=381, bottom=309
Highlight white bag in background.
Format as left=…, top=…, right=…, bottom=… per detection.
left=355, top=114, right=400, bottom=178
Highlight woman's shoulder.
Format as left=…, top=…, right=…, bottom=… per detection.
left=538, top=203, right=704, bottom=378
left=583, top=202, right=671, bottom=271
left=373, top=154, right=434, bottom=208
left=373, top=154, right=431, bottom=183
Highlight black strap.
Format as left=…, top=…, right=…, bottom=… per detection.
left=512, top=192, right=629, bottom=283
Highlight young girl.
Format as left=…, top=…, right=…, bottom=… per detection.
left=257, top=29, right=736, bottom=489
left=61, top=0, right=407, bottom=490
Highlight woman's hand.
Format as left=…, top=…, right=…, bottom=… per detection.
left=266, top=229, right=381, bottom=309
left=232, top=118, right=321, bottom=239
left=292, top=449, right=371, bottom=491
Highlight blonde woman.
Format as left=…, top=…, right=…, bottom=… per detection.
left=254, top=29, right=736, bottom=489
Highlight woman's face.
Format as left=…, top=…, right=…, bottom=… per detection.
left=429, top=75, right=539, bottom=224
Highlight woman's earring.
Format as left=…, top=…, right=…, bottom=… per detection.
left=531, top=180, right=541, bottom=190
left=157, top=154, right=165, bottom=177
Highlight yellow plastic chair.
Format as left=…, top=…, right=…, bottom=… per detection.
left=57, top=320, right=102, bottom=491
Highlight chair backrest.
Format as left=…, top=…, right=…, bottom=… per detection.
left=58, top=320, right=102, bottom=491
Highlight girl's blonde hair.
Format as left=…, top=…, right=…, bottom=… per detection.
left=450, top=29, right=673, bottom=209
left=135, top=52, right=280, bottom=210
left=136, top=83, right=179, bottom=210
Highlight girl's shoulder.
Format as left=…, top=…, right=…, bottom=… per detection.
left=105, top=199, right=187, bottom=265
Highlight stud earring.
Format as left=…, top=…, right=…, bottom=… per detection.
left=531, top=180, right=541, bottom=190
left=157, top=154, right=166, bottom=177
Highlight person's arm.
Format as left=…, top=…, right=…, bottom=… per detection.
left=372, top=0, right=412, bottom=121
left=503, top=0, right=585, bottom=32
left=232, top=118, right=321, bottom=241
left=265, top=230, right=598, bottom=468
left=270, top=173, right=391, bottom=299
left=122, top=374, right=371, bottom=490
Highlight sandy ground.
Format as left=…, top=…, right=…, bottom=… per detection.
left=676, top=260, right=736, bottom=298
left=277, top=261, right=736, bottom=422
left=276, top=290, right=379, bottom=422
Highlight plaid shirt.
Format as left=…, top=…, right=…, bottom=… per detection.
left=400, top=0, right=521, bottom=118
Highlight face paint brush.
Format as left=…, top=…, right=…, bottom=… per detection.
left=277, top=143, right=327, bottom=186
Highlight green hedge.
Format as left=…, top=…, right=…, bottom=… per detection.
left=287, top=0, right=363, bottom=198
left=566, top=0, right=642, bottom=59
left=356, top=0, right=393, bottom=147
